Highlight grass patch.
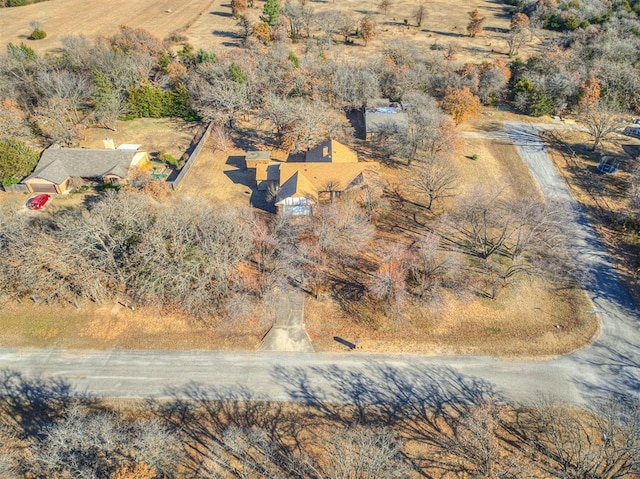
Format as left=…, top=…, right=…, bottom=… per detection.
left=0, top=301, right=264, bottom=350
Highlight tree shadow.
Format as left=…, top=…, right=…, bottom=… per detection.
left=152, top=383, right=309, bottom=478
left=0, top=369, right=90, bottom=440
left=420, top=28, right=465, bottom=38
left=270, top=362, right=504, bottom=474
left=212, top=29, right=239, bottom=39
left=571, top=339, right=640, bottom=404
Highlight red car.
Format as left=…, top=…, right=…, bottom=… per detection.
left=27, top=194, right=51, bottom=210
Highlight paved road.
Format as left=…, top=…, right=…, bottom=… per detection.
left=1, top=123, right=638, bottom=406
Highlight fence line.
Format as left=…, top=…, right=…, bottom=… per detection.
left=2, top=184, right=28, bottom=193
left=169, top=122, right=213, bottom=191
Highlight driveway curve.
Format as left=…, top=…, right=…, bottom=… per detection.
left=1, top=122, right=638, bottom=406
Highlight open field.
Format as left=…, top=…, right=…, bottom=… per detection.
left=0, top=0, right=543, bottom=64
left=306, top=278, right=595, bottom=356
left=0, top=0, right=213, bottom=52
left=187, top=0, right=542, bottom=63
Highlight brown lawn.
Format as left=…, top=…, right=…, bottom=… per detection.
left=80, top=118, right=197, bottom=160
left=0, top=301, right=265, bottom=351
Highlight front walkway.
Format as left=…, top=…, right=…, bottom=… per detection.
left=259, top=290, right=314, bottom=352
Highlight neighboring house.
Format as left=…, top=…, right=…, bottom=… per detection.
left=364, top=99, right=409, bottom=140
left=23, top=139, right=149, bottom=194
left=245, top=140, right=378, bottom=216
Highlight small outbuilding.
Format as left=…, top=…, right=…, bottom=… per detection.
left=364, top=99, right=409, bottom=140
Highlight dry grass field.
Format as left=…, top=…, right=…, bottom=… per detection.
left=188, top=0, right=540, bottom=62
left=0, top=0, right=542, bottom=63
left=0, top=0, right=213, bottom=52
left=306, top=279, right=596, bottom=356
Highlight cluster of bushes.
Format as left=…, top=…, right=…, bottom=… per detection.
left=125, top=82, right=199, bottom=121
left=28, top=28, right=46, bottom=40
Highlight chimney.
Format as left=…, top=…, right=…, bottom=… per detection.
left=322, top=146, right=329, bottom=157
left=103, top=137, right=115, bottom=150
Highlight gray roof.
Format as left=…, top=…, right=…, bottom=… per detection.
left=25, top=148, right=139, bottom=184
left=365, top=104, right=409, bottom=134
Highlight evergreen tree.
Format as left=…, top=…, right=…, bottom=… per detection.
left=261, top=0, right=281, bottom=27
left=0, top=139, right=39, bottom=185
left=92, top=71, right=121, bottom=130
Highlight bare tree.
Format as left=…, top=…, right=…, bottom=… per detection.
left=378, top=0, right=391, bottom=16
left=322, top=61, right=380, bottom=110
left=385, top=92, right=455, bottom=166
left=316, top=197, right=374, bottom=257
left=444, top=191, right=568, bottom=298
left=283, top=1, right=314, bottom=40
left=367, top=244, right=409, bottom=321
left=578, top=94, right=623, bottom=151
left=312, top=427, right=410, bottom=478
left=410, top=156, right=458, bottom=209
left=189, top=63, right=250, bottom=127
left=262, top=93, right=350, bottom=151
left=28, top=405, right=182, bottom=479
left=444, top=401, right=532, bottom=478
left=408, top=233, right=460, bottom=301
left=506, top=12, right=531, bottom=57
left=414, top=3, right=427, bottom=27
left=211, top=122, right=232, bottom=152
left=314, top=10, right=342, bottom=46
left=520, top=400, right=640, bottom=479
left=335, top=13, right=355, bottom=44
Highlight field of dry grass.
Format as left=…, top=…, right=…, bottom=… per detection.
left=188, top=0, right=543, bottom=63
left=306, top=279, right=596, bottom=356
left=0, top=0, right=212, bottom=52
left=0, top=0, right=543, bottom=64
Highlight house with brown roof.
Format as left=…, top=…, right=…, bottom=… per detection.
left=245, top=140, right=378, bottom=216
left=23, top=139, right=149, bottom=194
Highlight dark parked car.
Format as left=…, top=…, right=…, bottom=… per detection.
left=27, top=194, right=50, bottom=210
